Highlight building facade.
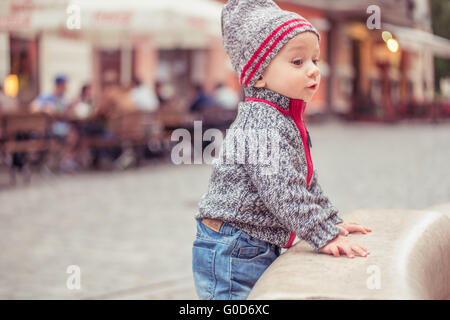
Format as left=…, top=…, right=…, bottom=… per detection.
left=1, top=0, right=449, bottom=118
left=279, top=0, right=448, bottom=120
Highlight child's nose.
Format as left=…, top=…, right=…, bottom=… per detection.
left=307, top=63, right=320, bottom=79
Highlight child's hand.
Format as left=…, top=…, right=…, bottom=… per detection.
left=319, top=236, right=369, bottom=258
left=336, top=221, right=372, bottom=236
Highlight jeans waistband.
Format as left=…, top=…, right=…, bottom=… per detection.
left=218, top=221, right=240, bottom=236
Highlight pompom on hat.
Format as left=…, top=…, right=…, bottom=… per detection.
left=221, top=0, right=320, bottom=87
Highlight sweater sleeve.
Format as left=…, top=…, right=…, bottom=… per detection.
left=242, top=125, right=341, bottom=251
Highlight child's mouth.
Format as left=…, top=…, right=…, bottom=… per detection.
left=307, top=84, right=317, bottom=90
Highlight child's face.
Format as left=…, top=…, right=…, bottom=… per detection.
left=255, top=32, right=320, bottom=102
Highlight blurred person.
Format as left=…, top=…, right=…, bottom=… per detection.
left=213, top=82, right=240, bottom=110
left=85, top=82, right=134, bottom=170
left=67, top=83, right=94, bottom=119
left=130, top=77, right=159, bottom=111
left=193, top=0, right=371, bottom=300
left=30, top=75, right=68, bottom=114
left=30, top=75, right=81, bottom=173
left=189, top=83, right=216, bottom=112
left=58, top=83, right=96, bottom=172
left=95, top=81, right=135, bottom=119
left=30, top=75, right=71, bottom=140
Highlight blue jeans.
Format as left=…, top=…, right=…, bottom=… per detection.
left=192, top=219, right=281, bottom=300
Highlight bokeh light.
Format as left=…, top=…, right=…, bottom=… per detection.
left=4, top=74, right=19, bottom=98
left=386, top=38, right=399, bottom=53
left=382, top=31, right=393, bottom=42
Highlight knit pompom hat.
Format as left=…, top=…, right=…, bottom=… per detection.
left=221, top=0, right=320, bottom=87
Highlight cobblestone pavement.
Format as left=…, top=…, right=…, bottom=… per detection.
left=0, top=119, right=449, bottom=299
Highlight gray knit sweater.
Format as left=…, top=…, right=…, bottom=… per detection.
left=195, top=86, right=343, bottom=251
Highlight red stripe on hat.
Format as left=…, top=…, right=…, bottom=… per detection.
left=239, top=18, right=308, bottom=86
left=244, top=22, right=314, bottom=86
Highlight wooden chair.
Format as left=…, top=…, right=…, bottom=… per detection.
left=115, top=111, right=160, bottom=162
left=0, top=112, right=54, bottom=184
left=156, top=110, right=196, bottom=131
left=83, top=110, right=170, bottom=169
left=116, top=111, right=165, bottom=145
left=201, top=107, right=238, bottom=130
left=0, top=113, right=4, bottom=170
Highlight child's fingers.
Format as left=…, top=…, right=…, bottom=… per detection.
left=337, top=226, right=349, bottom=236
left=343, top=225, right=364, bottom=234
left=330, top=245, right=340, bottom=257
left=348, top=222, right=372, bottom=233
left=339, top=244, right=355, bottom=258
left=352, top=245, right=368, bottom=257
left=347, top=224, right=370, bottom=234
left=354, top=225, right=368, bottom=234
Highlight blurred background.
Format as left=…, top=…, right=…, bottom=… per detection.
left=0, top=0, right=449, bottom=299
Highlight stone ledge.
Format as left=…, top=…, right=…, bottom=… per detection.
left=248, top=204, right=450, bottom=300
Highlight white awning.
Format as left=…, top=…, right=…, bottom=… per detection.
left=0, top=0, right=223, bottom=48
left=383, top=23, right=450, bottom=58
left=72, top=0, right=222, bottom=48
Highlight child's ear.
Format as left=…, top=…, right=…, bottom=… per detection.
left=254, top=76, right=266, bottom=88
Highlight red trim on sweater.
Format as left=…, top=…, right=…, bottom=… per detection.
left=289, top=99, right=313, bottom=187
left=284, top=232, right=297, bottom=248
left=243, top=22, right=313, bottom=86
left=245, top=97, right=314, bottom=249
left=239, top=18, right=308, bottom=85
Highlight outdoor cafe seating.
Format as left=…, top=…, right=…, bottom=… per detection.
left=0, top=111, right=59, bottom=184
left=0, top=105, right=238, bottom=185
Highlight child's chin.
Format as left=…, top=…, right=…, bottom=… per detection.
left=301, top=96, right=314, bottom=103
left=290, top=94, right=310, bottom=101
left=302, top=92, right=318, bottom=102
left=288, top=91, right=315, bottom=102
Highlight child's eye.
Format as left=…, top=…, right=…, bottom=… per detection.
left=292, top=59, right=303, bottom=66
left=312, top=59, right=319, bottom=65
